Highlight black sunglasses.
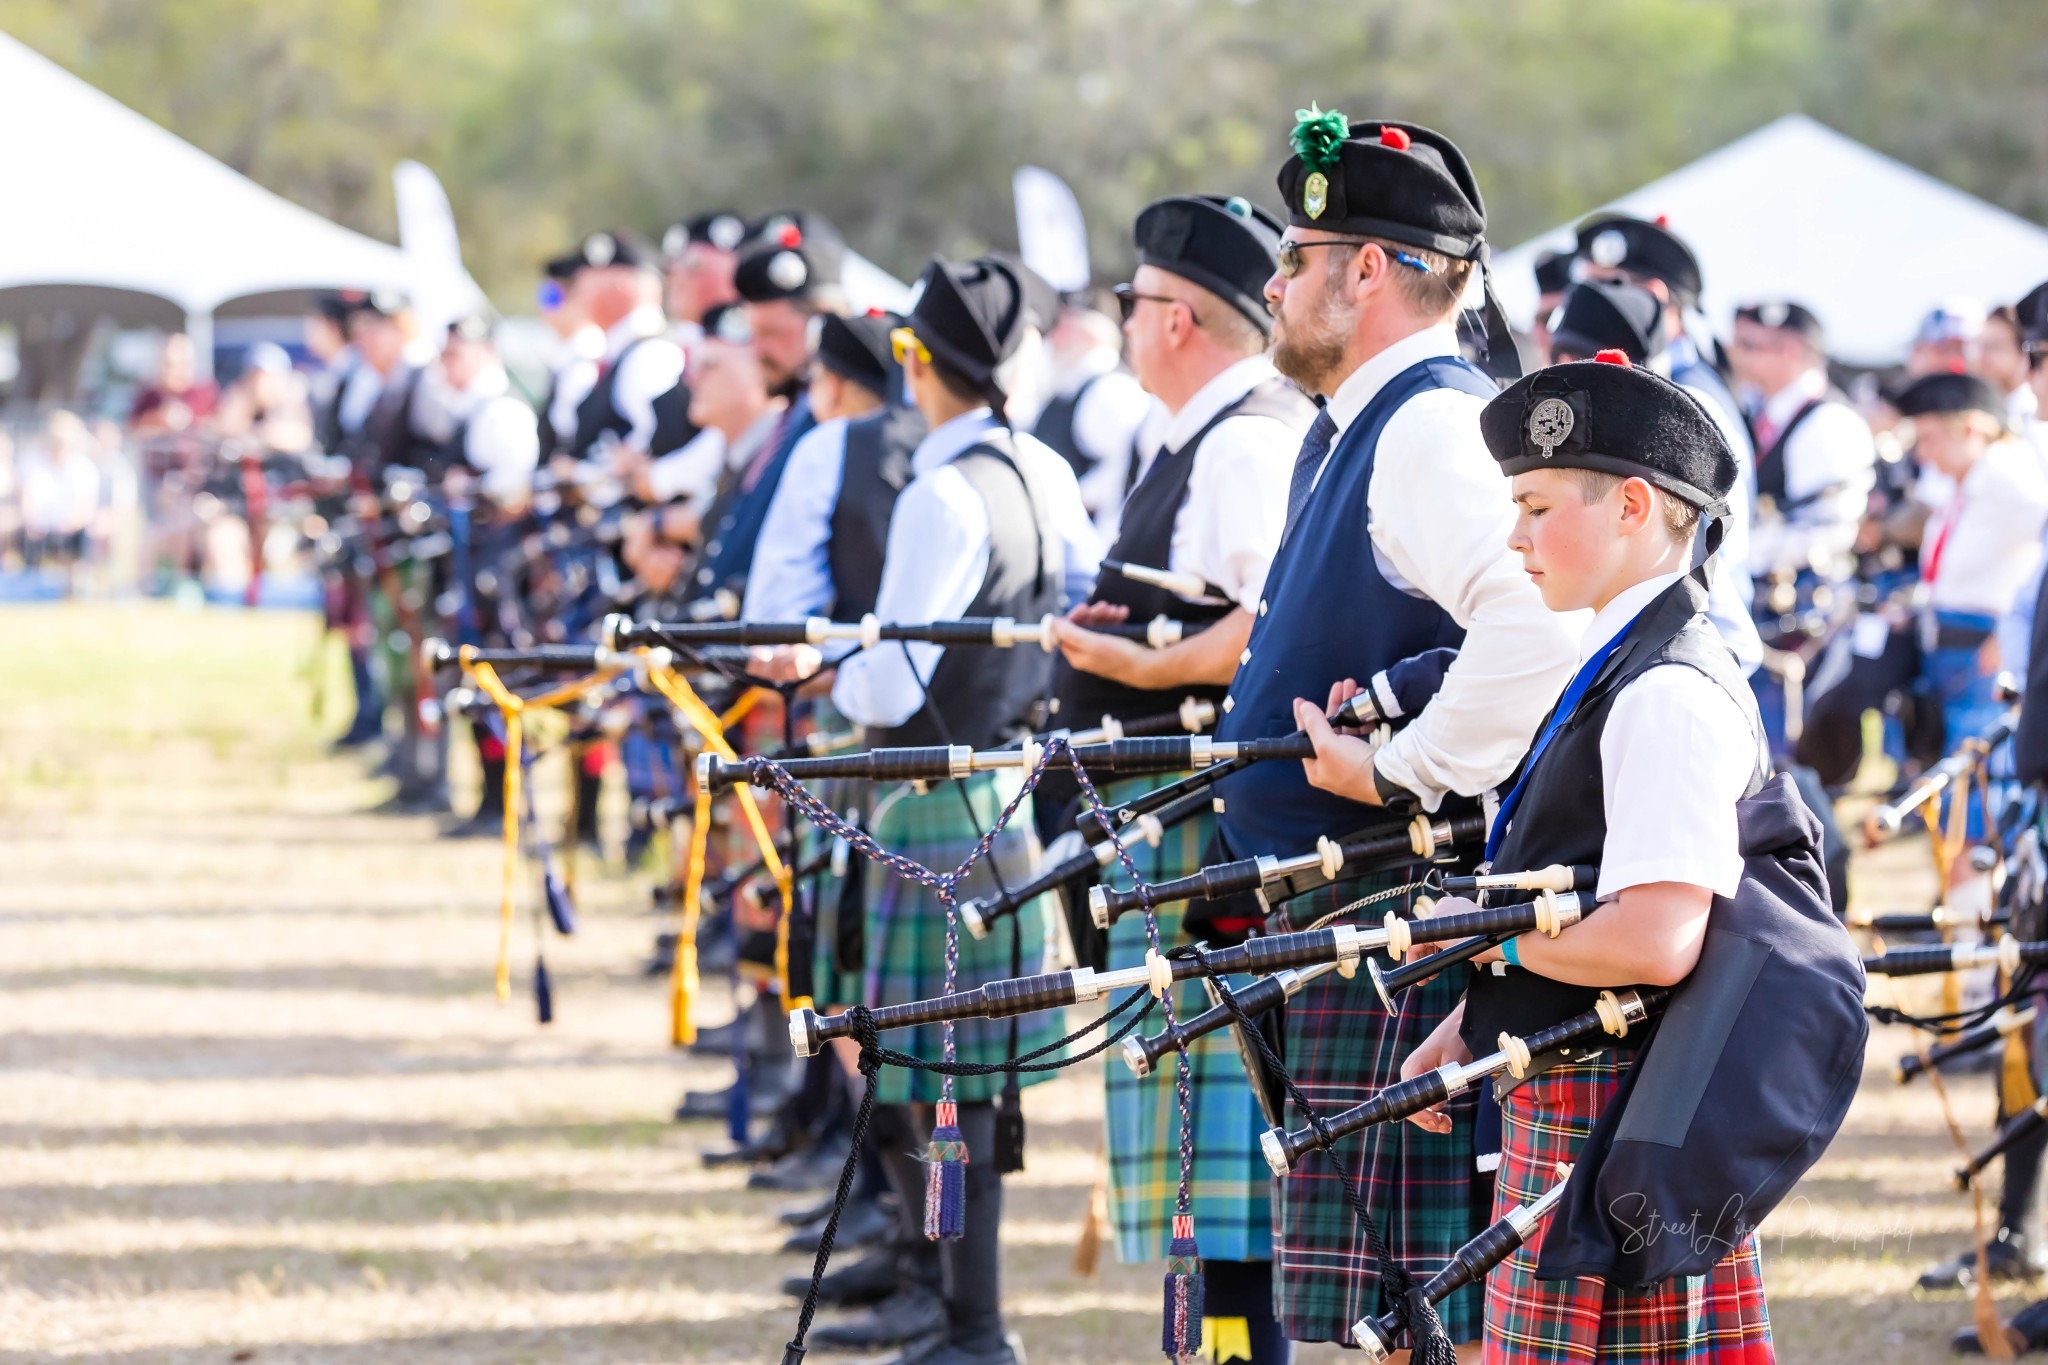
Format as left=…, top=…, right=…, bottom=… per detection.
left=1114, top=282, right=1198, bottom=325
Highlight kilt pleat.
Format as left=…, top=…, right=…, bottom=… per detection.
left=1484, top=1055, right=1774, bottom=1364
left=1270, top=868, right=1487, bottom=1345
left=1097, top=775, right=1274, bottom=1265
left=861, top=771, right=1065, bottom=1105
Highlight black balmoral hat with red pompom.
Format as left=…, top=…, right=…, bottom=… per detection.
left=1274, top=105, right=1521, bottom=379
left=1481, top=349, right=1736, bottom=514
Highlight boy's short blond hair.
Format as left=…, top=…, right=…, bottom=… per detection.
left=1560, top=468, right=1700, bottom=542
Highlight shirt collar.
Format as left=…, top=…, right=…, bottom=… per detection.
left=1580, top=571, right=1685, bottom=663
left=1761, top=365, right=1827, bottom=426
left=912, top=407, right=999, bottom=475
left=1162, top=355, right=1278, bottom=453
left=604, top=305, right=666, bottom=358
left=1325, top=323, right=1463, bottom=435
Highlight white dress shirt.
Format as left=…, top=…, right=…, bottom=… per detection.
left=648, top=426, right=729, bottom=505
left=1122, top=354, right=1304, bottom=610
left=588, top=307, right=685, bottom=454
left=833, top=409, right=1103, bottom=728
left=465, top=394, right=543, bottom=504
left=1923, top=437, right=2048, bottom=618
left=1306, top=324, right=1584, bottom=810
left=742, top=417, right=850, bottom=623
left=546, top=324, right=605, bottom=447
left=1062, top=353, right=1164, bottom=538
left=1746, top=366, right=1876, bottom=580
left=1575, top=572, right=1761, bottom=900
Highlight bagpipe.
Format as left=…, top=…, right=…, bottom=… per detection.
left=605, top=609, right=1192, bottom=654
left=1865, top=686, right=2021, bottom=844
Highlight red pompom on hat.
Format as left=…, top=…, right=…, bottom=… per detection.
left=1594, top=348, right=1633, bottom=367
left=778, top=223, right=803, bottom=248
left=1654, top=213, right=1671, bottom=228
left=1378, top=125, right=1411, bottom=151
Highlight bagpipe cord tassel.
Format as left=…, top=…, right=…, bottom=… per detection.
left=1162, top=1213, right=1204, bottom=1360
left=925, top=1099, right=968, bottom=1241
left=519, top=748, right=578, bottom=937
left=533, top=953, right=554, bottom=1024
left=467, top=662, right=524, bottom=1005
left=671, top=782, right=714, bottom=1047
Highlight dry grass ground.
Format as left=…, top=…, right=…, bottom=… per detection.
left=0, top=602, right=2033, bottom=1361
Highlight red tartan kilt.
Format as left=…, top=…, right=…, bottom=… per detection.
left=1484, top=1055, right=1775, bottom=1364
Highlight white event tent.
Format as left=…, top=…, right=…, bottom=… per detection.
left=1493, top=115, right=2048, bottom=367
left=0, top=29, right=478, bottom=376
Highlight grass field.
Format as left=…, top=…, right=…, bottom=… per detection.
left=0, top=602, right=2032, bottom=1361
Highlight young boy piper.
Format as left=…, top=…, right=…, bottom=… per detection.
left=1357, top=351, right=1775, bottom=1360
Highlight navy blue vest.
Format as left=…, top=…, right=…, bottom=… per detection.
left=1212, top=355, right=1495, bottom=859
left=688, top=394, right=818, bottom=605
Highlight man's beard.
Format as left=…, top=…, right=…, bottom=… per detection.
left=1269, top=277, right=1353, bottom=395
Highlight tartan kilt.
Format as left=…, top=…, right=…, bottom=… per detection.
left=1098, top=775, right=1274, bottom=1265
left=1271, top=866, right=1488, bottom=1345
left=806, top=774, right=867, bottom=1010
left=861, top=771, right=1065, bottom=1105
left=1485, top=1055, right=1773, bottom=1364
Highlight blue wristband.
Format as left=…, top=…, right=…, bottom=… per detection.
left=1502, top=935, right=1522, bottom=969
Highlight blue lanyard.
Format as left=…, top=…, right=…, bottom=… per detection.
left=1484, top=607, right=1650, bottom=862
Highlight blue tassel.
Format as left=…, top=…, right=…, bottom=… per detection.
left=923, top=1100, right=967, bottom=1241
left=534, top=955, right=554, bottom=1025
left=542, top=858, right=577, bottom=935
left=1161, top=1215, right=1203, bottom=1360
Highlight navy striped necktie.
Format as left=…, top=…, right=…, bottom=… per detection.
left=1280, top=406, right=1339, bottom=543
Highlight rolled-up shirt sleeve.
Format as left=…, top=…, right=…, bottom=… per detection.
left=1366, top=390, right=1585, bottom=810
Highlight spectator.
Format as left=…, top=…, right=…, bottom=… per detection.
left=215, top=343, right=315, bottom=456
left=19, top=411, right=104, bottom=594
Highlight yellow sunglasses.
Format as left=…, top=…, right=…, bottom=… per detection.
left=890, top=326, right=932, bottom=366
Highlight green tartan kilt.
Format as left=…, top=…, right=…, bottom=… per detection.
left=1269, top=867, right=1489, bottom=1346
left=1098, top=774, right=1275, bottom=1266
left=861, top=771, right=1066, bottom=1105
left=804, top=772, right=866, bottom=1011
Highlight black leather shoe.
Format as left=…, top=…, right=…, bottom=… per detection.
left=781, top=1246, right=900, bottom=1305
left=442, top=807, right=506, bottom=839
left=1919, top=1233, right=2042, bottom=1291
left=805, top=1285, right=945, bottom=1351
left=883, top=1332, right=1025, bottom=1365
left=781, top=1195, right=891, bottom=1253
left=1951, top=1296, right=2048, bottom=1353
left=673, top=1083, right=782, bottom=1123
left=749, top=1141, right=851, bottom=1192
left=781, top=1194, right=837, bottom=1227
left=688, top=1019, right=741, bottom=1056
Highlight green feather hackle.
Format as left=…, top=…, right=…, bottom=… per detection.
left=1291, top=103, right=1350, bottom=174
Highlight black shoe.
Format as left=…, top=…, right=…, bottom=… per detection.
left=1920, top=1233, right=2042, bottom=1291
left=688, top=1019, right=740, bottom=1056
left=781, top=1245, right=900, bottom=1306
left=644, top=933, right=678, bottom=977
left=806, top=1286, right=945, bottom=1352
left=674, top=1083, right=783, bottom=1123
left=882, top=1333, right=1025, bottom=1365
left=749, top=1142, right=852, bottom=1193
left=781, top=1195, right=891, bottom=1254
left=1952, top=1296, right=2048, bottom=1353
left=781, top=1194, right=837, bottom=1227
left=443, top=807, right=506, bottom=839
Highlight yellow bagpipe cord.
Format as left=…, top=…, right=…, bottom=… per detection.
left=644, top=663, right=805, bottom=1046
left=464, top=654, right=624, bottom=1004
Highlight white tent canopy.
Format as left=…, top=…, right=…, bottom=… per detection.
left=0, top=30, right=477, bottom=365
left=1493, top=115, right=2048, bottom=367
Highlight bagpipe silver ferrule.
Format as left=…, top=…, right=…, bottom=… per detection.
left=1259, top=1127, right=1292, bottom=1179
left=789, top=1006, right=822, bottom=1058
left=1121, top=1034, right=1153, bottom=1078
left=1180, top=697, right=1215, bottom=733
left=600, top=612, right=631, bottom=652
left=1505, top=1163, right=1575, bottom=1239
left=1145, top=615, right=1183, bottom=648
left=1088, top=884, right=1111, bottom=930
left=1036, top=613, right=1060, bottom=652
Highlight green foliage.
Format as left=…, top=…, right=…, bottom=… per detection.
left=2, top=0, right=2046, bottom=302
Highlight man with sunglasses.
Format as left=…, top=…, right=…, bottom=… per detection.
left=1038, top=194, right=1310, bottom=1365
left=1208, top=110, right=1579, bottom=1355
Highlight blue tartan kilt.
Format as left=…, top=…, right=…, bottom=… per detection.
left=1269, top=868, right=1488, bottom=1346
left=861, top=771, right=1066, bottom=1105
left=1097, top=774, right=1275, bottom=1266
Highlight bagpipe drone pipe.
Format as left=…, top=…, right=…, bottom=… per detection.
left=1864, top=685, right=2022, bottom=843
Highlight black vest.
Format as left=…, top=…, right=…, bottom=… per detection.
left=870, top=439, right=1061, bottom=750
left=647, top=378, right=700, bottom=457
left=1460, top=577, right=1766, bottom=1056
left=1751, top=389, right=1844, bottom=511
left=1050, top=376, right=1312, bottom=726
left=828, top=403, right=927, bottom=622
left=1031, top=370, right=1112, bottom=475
left=569, top=335, right=667, bottom=459
left=380, top=370, right=475, bottom=486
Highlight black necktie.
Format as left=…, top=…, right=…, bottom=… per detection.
left=1281, top=407, right=1339, bottom=543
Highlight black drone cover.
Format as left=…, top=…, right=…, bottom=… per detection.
left=1534, top=771, right=1867, bottom=1285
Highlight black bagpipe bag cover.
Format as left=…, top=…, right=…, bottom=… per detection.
left=1535, top=770, right=1868, bottom=1285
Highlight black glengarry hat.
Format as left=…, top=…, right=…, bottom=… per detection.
left=1276, top=108, right=1485, bottom=257
left=1547, top=280, right=1665, bottom=365
left=905, top=255, right=1029, bottom=391
left=1895, top=371, right=2005, bottom=422
left=663, top=211, right=749, bottom=260
left=1734, top=300, right=1826, bottom=349
left=734, top=212, right=846, bottom=303
left=1134, top=194, right=1284, bottom=332
left=1481, top=352, right=1735, bottom=514
left=1572, top=214, right=1703, bottom=300
left=815, top=310, right=902, bottom=398
left=565, top=230, right=659, bottom=273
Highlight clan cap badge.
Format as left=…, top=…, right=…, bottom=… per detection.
left=1291, top=103, right=1349, bottom=221
left=1528, top=396, right=1575, bottom=458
